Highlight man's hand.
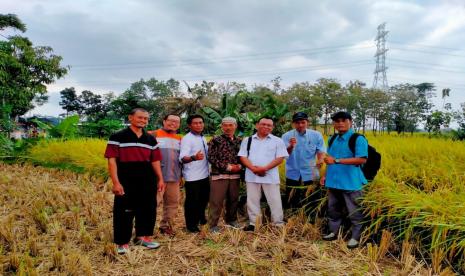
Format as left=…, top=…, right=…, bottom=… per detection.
left=112, top=182, right=125, bottom=196
left=316, top=159, right=324, bottom=169
left=158, top=179, right=165, bottom=193
left=324, top=155, right=336, bottom=165
left=195, top=150, right=204, bottom=160
left=252, top=166, right=267, bottom=176
left=289, top=137, right=297, bottom=148
left=319, top=176, right=326, bottom=187
left=229, top=164, right=242, bottom=173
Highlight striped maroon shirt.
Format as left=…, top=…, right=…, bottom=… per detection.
left=104, top=127, right=162, bottom=163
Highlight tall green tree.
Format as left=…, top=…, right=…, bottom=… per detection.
left=59, top=87, right=83, bottom=116
left=313, top=78, right=342, bottom=135
left=110, top=78, right=180, bottom=126
left=0, top=14, right=67, bottom=124
left=280, top=82, right=323, bottom=129
left=389, top=84, right=425, bottom=134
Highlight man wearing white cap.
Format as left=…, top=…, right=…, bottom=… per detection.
left=207, top=117, right=242, bottom=233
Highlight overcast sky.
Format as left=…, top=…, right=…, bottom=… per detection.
left=2, top=0, right=465, bottom=116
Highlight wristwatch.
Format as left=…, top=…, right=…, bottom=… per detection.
left=190, top=155, right=196, bottom=161
left=335, top=158, right=340, bottom=164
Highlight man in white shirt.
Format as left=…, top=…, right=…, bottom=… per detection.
left=238, top=117, right=289, bottom=231
left=179, top=115, right=210, bottom=233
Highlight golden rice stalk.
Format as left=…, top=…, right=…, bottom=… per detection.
left=51, top=249, right=65, bottom=271
left=7, top=252, right=20, bottom=272
left=27, top=238, right=39, bottom=257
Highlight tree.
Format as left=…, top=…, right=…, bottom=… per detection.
left=280, top=82, right=324, bottom=129
left=0, top=14, right=68, bottom=124
left=110, top=78, right=181, bottom=127
left=414, top=82, right=435, bottom=121
left=313, top=78, right=342, bottom=135
left=59, top=87, right=83, bottom=116
left=0, top=14, right=26, bottom=32
left=388, top=83, right=435, bottom=134
left=365, top=88, right=390, bottom=134
left=425, top=110, right=452, bottom=134
left=79, top=90, right=103, bottom=119
left=342, top=81, right=369, bottom=133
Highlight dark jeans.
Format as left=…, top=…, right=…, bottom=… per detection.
left=327, top=189, right=364, bottom=241
left=184, top=177, right=210, bottom=230
left=208, top=178, right=240, bottom=227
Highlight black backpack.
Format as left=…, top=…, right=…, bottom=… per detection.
left=328, top=133, right=381, bottom=181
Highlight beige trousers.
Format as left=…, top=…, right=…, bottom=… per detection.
left=157, top=181, right=180, bottom=228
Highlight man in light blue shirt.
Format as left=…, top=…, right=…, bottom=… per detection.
left=321, top=111, right=368, bottom=249
left=238, top=117, right=289, bottom=231
left=282, top=112, right=325, bottom=210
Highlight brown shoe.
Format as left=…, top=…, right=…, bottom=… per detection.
left=159, top=227, right=175, bottom=237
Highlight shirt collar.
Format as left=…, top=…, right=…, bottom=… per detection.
left=252, top=133, right=271, bottom=140
left=221, top=133, right=236, bottom=140
left=338, top=128, right=354, bottom=140
left=127, top=126, right=146, bottom=137
left=295, top=129, right=307, bottom=136
left=190, top=131, right=203, bottom=136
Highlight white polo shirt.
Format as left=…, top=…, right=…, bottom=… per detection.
left=179, top=132, right=209, bottom=181
left=238, top=133, right=288, bottom=184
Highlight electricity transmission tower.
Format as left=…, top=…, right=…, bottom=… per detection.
left=373, top=23, right=389, bottom=90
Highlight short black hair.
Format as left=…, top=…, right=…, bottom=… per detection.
left=256, top=116, right=274, bottom=124
left=187, top=114, right=204, bottom=125
left=129, top=107, right=148, bottom=115
left=163, top=114, right=180, bottom=121
left=331, top=111, right=352, bottom=121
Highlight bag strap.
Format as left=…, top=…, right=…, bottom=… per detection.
left=328, top=135, right=337, bottom=149
left=329, top=133, right=363, bottom=157
left=246, top=136, right=252, bottom=157
left=348, top=133, right=363, bottom=157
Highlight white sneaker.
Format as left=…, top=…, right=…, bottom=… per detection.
left=322, top=232, right=336, bottom=241
left=347, top=238, right=359, bottom=249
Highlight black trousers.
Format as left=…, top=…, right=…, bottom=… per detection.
left=113, top=166, right=157, bottom=245
left=184, top=177, right=210, bottom=229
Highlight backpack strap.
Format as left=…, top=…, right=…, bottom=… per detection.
left=348, top=133, right=363, bottom=157
left=246, top=136, right=252, bottom=157
left=328, top=135, right=337, bottom=149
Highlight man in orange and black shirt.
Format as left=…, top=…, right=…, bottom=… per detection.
left=149, top=114, right=182, bottom=236
left=104, top=108, right=165, bottom=254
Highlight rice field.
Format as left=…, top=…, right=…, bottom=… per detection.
left=2, top=134, right=463, bottom=274
left=0, top=163, right=433, bottom=275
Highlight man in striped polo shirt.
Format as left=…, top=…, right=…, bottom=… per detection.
left=149, top=114, right=182, bottom=236
left=105, top=108, right=165, bottom=254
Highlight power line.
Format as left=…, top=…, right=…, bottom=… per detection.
left=55, top=60, right=373, bottom=86
left=389, top=41, right=465, bottom=52
left=390, top=58, right=465, bottom=71
left=391, top=47, right=465, bottom=58
left=389, top=62, right=465, bottom=74
left=70, top=44, right=374, bottom=70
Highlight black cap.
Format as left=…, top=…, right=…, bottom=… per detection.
left=331, top=111, right=352, bottom=121
left=292, top=112, right=308, bottom=122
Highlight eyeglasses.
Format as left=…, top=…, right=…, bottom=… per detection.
left=165, top=119, right=180, bottom=124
